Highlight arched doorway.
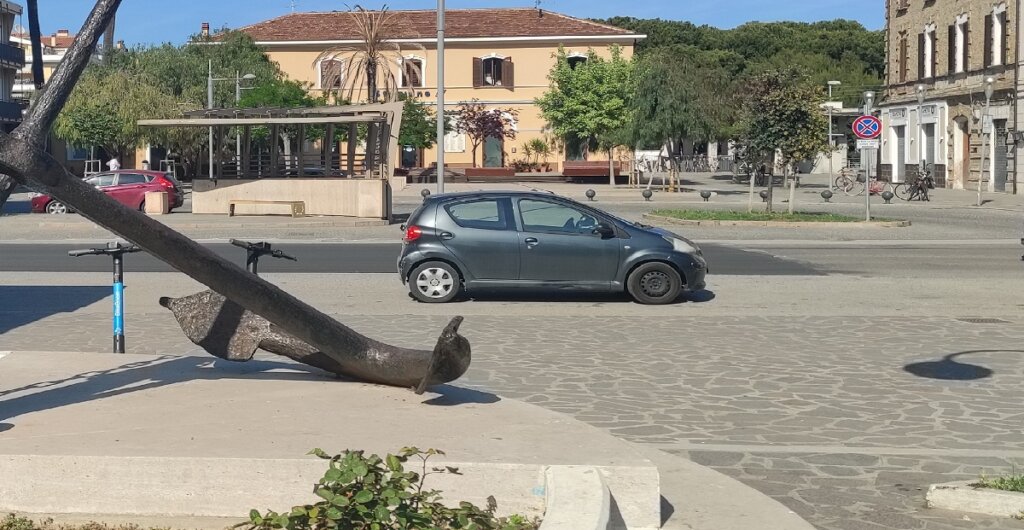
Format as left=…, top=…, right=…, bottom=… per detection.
left=951, top=116, right=969, bottom=190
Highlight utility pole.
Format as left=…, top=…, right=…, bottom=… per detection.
left=827, top=81, right=841, bottom=192
left=864, top=91, right=875, bottom=222
left=978, top=77, right=994, bottom=207
left=208, top=60, right=214, bottom=180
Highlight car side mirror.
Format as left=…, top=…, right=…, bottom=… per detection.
left=593, top=223, right=615, bottom=238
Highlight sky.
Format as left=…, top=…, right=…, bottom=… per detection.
left=33, top=0, right=885, bottom=46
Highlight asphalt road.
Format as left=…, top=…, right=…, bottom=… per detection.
left=0, top=242, right=822, bottom=276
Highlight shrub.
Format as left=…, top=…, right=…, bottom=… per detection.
left=239, top=447, right=538, bottom=530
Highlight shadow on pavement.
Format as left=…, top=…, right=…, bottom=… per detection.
left=454, top=289, right=715, bottom=305
left=903, top=350, right=1024, bottom=380
left=0, top=285, right=110, bottom=334
left=420, top=384, right=501, bottom=406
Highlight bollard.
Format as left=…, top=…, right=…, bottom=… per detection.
left=881, top=190, right=895, bottom=204
left=585, top=189, right=596, bottom=201
left=230, top=239, right=298, bottom=276
left=759, top=190, right=769, bottom=203
left=69, top=242, right=142, bottom=353
left=821, top=190, right=833, bottom=203
left=421, top=189, right=431, bottom=200
left=642, top=189, right=653, bottom=201
left=700, top=190, right=712, bottom=202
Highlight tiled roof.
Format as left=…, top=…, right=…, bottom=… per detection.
left=232, top=8, right=637, bottom=42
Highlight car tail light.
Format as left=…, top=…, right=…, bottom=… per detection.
left=403, top=225, right=422, bottom=243
left=156, top=177, right=174, bottom=189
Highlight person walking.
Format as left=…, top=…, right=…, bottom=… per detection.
left=106, top=156, right=121, bottom=171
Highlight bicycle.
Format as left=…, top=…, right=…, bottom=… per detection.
left=834, top=167, right=863, bottom=196
left=893, top=163, right=933, bottom=201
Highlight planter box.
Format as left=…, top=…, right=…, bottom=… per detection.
left=927, top=480, right=1024, bottom=517
left=465, top=167, right=516, bottom=178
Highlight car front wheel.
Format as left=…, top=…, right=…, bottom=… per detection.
left=45, top=201, right=68, bottom=214
left=409, top=261, right=461, bottom=303
left=627, top=262, right=683, bottom=305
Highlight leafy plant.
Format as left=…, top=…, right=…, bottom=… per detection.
left=974, top=471, right=1024, bottom=493
left=454, top=100, right=518, bottom=168
left=239, top=448, right=538, bottom=530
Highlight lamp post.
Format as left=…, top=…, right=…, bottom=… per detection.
left=863, top=91, right=875, bottom=222
left=827, top=80, right=841, bottom=192
left=436, top=0, right=446, bottom=194
left=235, top=72, right=257, bottom=169
left=916, top=84, right=926, bottom=181
left=206, top=66, right=256, bottom=179
left=978, top=76, right=994, bottom=207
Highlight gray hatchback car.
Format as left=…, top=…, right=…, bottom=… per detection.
left=398, top=191, right=707, bottom=304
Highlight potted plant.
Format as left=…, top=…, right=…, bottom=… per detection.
left=528, top=138, right=552, bottom=172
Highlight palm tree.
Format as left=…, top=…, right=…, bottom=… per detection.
left=315, top=5, right=422, bottom=104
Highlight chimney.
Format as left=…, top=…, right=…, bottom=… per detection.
left=116, top=40, right=125, bottom=50
left=201, top=22, right=210, bottom=37
left=56, top=29, right=69, bottom=36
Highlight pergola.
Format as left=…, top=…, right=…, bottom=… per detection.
left=137, top=102, right=404, bottom=219
left=138, top=102, right=404, bottom=179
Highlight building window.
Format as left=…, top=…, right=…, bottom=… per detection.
left=400, top=57, right=424, bottom=88
left=473, top=56, right=515, bottom=88
left=66, top=145, right=90, bottom=161
left=920, top=25, right=936, bottom=79
left=986, top=4, right=1008, bottom=67
left=951, top=15, right=968, bottom=74
left=319, top=58, right=344, bottom=90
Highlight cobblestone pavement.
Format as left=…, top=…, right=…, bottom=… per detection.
left=4, top=308, right=1024, bottom=529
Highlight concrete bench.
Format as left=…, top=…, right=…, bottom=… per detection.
left=228, top=199, right=305, bottom=218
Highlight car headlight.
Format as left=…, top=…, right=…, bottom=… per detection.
left=665, top=236, right=701, bottom=255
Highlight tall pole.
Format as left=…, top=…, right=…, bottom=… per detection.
left=436, top=0, right=446, bottom=194
left=978, top=78, right=994, bottom=207
left=235, top=71, right=241, bottom=173
left=827, top=85, right=834, bottom=192
left=864, top=91, right=874, bottom=222
left=26, top=0, right=44, bottom=89
left=916, top=84, right=926, bottom=181
left=208, top=60, right=214, bottom=180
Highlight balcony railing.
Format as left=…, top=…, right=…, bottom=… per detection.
left=0, top=99, right=26, bottom=123
left=0, top=43, right=26, bottom=68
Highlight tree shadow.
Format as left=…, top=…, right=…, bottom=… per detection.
left=449, top=289, right=715, bottom=305
left=903, top=350, right=1024, bottom=381
left=0, top=285, right=110, bottom=334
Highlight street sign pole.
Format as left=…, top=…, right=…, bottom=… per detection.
left=853, top=98, right=879, bottom=222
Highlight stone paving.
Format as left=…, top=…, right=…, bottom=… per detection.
left=3, top=310, right=1024, bottom=530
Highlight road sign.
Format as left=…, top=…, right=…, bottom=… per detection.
left=857, top=139, right=880, bottom=150
left=853, top=115, right=882, bottom=139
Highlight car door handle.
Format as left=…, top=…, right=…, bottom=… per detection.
left=440, top=231, right=455, bottom=240
left=524, top=237, right=539, bottom=245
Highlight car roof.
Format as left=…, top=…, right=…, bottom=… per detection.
left=94, top=170, right=171, bottom=177
left=424, top=190, right=561, bottom=203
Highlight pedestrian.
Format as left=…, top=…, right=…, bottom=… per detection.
left=141, top=160, right=150, bottom=170
left=106, top=156, right=120, bottom=171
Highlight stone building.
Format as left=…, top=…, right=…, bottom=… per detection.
left=880, top=0, right=1020, bottom=194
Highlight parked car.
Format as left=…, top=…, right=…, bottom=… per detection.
left=31, top=170, right=185, bottom=214
left=397, top=191, right=708, bottom=304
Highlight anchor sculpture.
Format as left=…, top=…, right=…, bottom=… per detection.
left=0, top=0, right=471, bottom=393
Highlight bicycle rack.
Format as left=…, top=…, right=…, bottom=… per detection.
left=229, top=239, right=298, bottom=276
left=68, top=242, right=143, bottom=353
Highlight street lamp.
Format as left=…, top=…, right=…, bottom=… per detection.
left=206, top=64, right=256, bottom=179
left=827, top=80, right=841, bottom=192
left=978, top=76, right=995, bottom=206
left=235, top=72, right=257, bottom=169
left=916, top=84, right=926, bottom=182
left=863, top=91, right=875, bottom=222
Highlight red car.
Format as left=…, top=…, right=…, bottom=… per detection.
left=31, top=170, right=185, bottom=214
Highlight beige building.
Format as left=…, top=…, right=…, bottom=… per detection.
left=881, top=0, right=1019, bottom=193
left=0, top=0, right=25, bottom=132
left=232, top=8, right=643, bottom=170
left=11, top=28, right=75, bottom=99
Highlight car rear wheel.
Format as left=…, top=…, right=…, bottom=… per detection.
left=627, top=262, right=683, bottom=305
left=45, top=201, right=68, bottom=214
left=138, top=200, right=146, bottom=212
left=409, top=261, right=461, bottom=303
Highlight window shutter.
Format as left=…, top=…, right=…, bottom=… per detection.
left=900, top=37, right=908, bottom=83
left=503, top=57, right=515, bottom=90
left=948, top=24, right=956, bottom=73
left=963, top=21, right=970, bottom=70
left=472, top=57, right=483, bottom=88
left=1001, top=14, right=1009, bottom=66
left=918, top=32, right=926, bottom=79
left=933, top=30, right=939, bottom=76
left=984, top=14, right=993, bottom=67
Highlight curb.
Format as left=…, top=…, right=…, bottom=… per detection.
left=538, top=466, right=611, bottom=530
left=927, top=480, right=1024, bottom=518
left=642, top=213, right=912, bottom=228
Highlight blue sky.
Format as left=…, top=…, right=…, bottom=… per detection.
left=34, top=0, right=885, bottom=46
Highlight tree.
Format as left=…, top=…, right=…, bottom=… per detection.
left=454, top=100, right=517, bottom=167
left=536, top=45, right=633, bottom=167
left=737, top=68, right=829, bottom=212
left=397, top=94, right=445, bottom=150
left=53, top=69, right=181, bottom=160
left=317, top=6, right=422, bottom=104
left=630, top=46, right=738, bottom=159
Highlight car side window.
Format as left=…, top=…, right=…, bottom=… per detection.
left=116, top=173, right=148, bottom=185
left=444, top=199, right=510, bottom=230
left=518, top=199, right=599, bottom=235
left=88, top=175, right=115, bottom=187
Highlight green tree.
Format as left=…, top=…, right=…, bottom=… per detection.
left=737, top=68, right=829, bottom=212
left=53, top=69, right=181, bottom=160
left=397, top=94, right=445, bottom=150
left=536, top=45, right=633, bottom=170
left=454, top=100, right=517, bottom=167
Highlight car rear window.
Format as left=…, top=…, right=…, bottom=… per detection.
left=444, top=199, right=509, bottom=230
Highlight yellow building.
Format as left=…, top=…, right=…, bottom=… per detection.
left=232, top=8, right=643, bottom=170
left=0, top=0, right=26, bottom=132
